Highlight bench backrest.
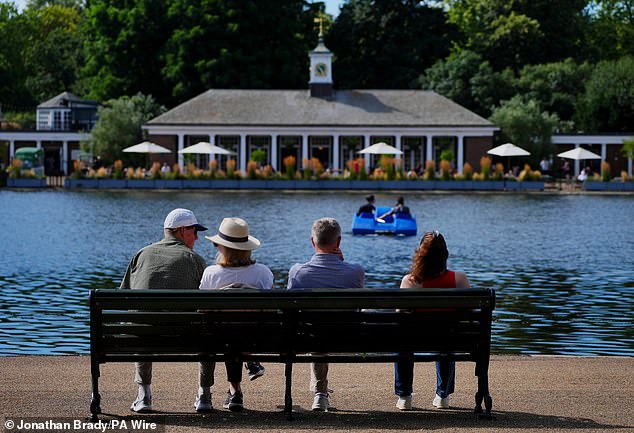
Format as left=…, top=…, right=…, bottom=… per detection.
left=90, top=288, right=495, bottom=363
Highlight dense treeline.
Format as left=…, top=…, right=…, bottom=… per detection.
left=1, top=0, right=633, bottom=146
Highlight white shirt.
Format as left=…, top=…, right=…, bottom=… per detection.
left=199, top=263, right=274, bottom=290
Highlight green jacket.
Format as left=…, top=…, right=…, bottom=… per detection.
left=120, top=234, right=207, bottom=289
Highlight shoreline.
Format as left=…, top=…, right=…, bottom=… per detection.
left=1, top=355, right=632, bottom=432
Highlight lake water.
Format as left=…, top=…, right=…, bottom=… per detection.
left=1, top=190, right=633, bottom=356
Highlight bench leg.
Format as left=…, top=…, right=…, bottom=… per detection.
left=474, top=368, right=493, bottom=419
left=90, top=363, right=102, bottom=421
left=284, top=361, right=293, bottom=420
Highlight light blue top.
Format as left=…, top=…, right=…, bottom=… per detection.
left=287, top=253, right=365, bottom=289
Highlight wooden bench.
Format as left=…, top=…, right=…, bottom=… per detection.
left=90, top=288, right=495, bottom=420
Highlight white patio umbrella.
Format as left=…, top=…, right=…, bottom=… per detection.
left=487, top=142, right=531, bottom=171
left=122, top=141, right=171, bottom=168
left=557, top=147, right=601, bottom=160
left=358, top=142, right=403, bottom=155
left=178, top=141, right=236, bottom=155
left=122, top=141, right=171, bottom=154
left=179, top=141, right=236, bottom=170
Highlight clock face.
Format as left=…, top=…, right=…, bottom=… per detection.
left=315, top=62, right=328, bottom=77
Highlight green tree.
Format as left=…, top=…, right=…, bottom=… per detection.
left=81, top=0, right=172, bottom=104
left=584, top=0, right=634, bottom=61
left=86, top=93, right=166, bottom=164
left=327, top=0, right=458, bottom=89
left=445, top=0, right=588, bottom=71
left=622, top=139, right=634, bottom=160
left=163, top=0, right=316, bottom=102
left=418, top=50, right=515, bottom=117
left=515, top=59, right=592, bottom=123
left=22, top=4, right=83, bottom=103
left=490, top=96, right=560, bottom=166
left=575, top=56, right=634, bottom=132
left=0, top=3, right=30, bottom=108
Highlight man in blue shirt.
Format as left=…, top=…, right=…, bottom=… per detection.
left=287, top=217, right=365, bottom=411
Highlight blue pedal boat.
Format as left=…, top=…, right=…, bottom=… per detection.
left=352, top=206, right=417, bottom=236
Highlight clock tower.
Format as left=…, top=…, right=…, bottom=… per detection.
left=309, top=30, right=334, bottom=98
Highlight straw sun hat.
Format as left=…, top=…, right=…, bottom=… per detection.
left=205, top=217, right=261, bottom=251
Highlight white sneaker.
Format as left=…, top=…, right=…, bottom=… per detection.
left=194, top=387, right=212, bottom=413
left=130, top=385, right=153, bottom=412
left=432, top=394, right=449, bottom=409
left=396, top=395, right=412, bottom=410
left=312, top=392, right=329, bottom=411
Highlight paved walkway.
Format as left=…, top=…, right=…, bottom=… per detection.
left=1, top=355, right=632, bottom=432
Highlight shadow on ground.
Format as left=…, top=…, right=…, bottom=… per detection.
left=96, top=405, right=629, bottom=431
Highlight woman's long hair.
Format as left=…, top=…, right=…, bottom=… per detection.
left=216, top=246, right=255, bottom=267
left=409, top=231, right=448, bottom=284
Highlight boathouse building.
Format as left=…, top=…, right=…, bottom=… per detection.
left=144, top=37, right=497, bottom=175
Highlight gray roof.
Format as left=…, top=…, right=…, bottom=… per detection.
left=38, top=92, right=98, bottom=109
left=147, top=89, right=494, bottom=128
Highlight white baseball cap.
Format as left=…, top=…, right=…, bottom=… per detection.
left=163, top=208, right=207, bottom=231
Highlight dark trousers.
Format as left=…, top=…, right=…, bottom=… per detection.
left=394, top=357, right=455, bottom=398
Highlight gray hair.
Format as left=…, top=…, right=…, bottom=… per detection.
left=311, top=217, right=341, bottom=246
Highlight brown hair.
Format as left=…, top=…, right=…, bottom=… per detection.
left=408, top=231, right=448, bottom=284
left=216, top=246, right=255, bottom=267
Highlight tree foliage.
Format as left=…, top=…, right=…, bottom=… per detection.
left=575, top=56, right=634, bottom=132
left=490, top=96, right=560, bottom=164
left=418, top=50, right=515, bottom=117
left=163, top=0, right=316, bottom=102
left=81, top=0, right=172, bottom=104
left=22, top=5, right=83, bottom=103
left=445, top=0, right=588, bottom=71
left=87, top=93, right=166, bottom=164
left=0, top=3, right=30, bottom=109
left=515, top=59, right=592, bottom=122
left=584, top=0, right=634, bottom=61
left=326, top=0, right=458, bottom=88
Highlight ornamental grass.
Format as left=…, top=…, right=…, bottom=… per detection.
left=440, top=159, right=452, bottom=180
left=601, top=161, right=610, bottom=181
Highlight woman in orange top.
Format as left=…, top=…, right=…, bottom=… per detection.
left=395, top=231, right=471, bottom=411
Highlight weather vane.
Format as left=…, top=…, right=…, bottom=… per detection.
left=314, top=15, right=326, bottom=36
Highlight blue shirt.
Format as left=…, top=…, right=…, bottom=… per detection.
left=287, top=253, right=365, bottom=289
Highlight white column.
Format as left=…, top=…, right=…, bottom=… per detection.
left=209, top=134, right=216, bottom=168
left=177, top=134, right=185, bottom=168
left=628, top=156, right=633, bottom=177
left=9, top=140, right=15, bottom=161
left=36, top=140, right=42, bottom=149
left=239, top=134, right=247, bottom=172
left=457, top=135, right=464, bottom=174
left=601, top=143, right=607, bottom=177
left=364, top=134, right=371, bottom=172
left=426, top=135, right=433, bottom=163
left=574, top=144, right=580, bottom=176
left=301, top=134, right=309, bottom=164
left=332, top=134, right=340, bottom=172
left=271, top=134, right=278, bottom=171
left=62, top=141, right=68, bottom=175
left=396, top=135, right=403, bottom=171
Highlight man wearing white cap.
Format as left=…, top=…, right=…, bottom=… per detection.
left=120, top=208, right=209, bottom=413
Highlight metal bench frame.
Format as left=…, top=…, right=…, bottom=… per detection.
left=90, top=288, right=495, bottom=420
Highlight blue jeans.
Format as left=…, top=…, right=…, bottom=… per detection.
left=394, top=357, right=455, bottom=398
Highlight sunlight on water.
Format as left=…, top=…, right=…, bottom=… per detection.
left=1, top=190, right=633, bottom=356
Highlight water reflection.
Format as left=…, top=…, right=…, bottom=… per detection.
left=0, top=190, right=633, bottom=356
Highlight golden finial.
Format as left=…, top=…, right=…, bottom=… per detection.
left=314, top=15, right=325, bottom=37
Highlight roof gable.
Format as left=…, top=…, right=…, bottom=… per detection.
left=38, top=92, right=98, bottom=109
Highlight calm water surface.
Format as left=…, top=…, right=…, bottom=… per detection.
left=1, top=190, right=633, bottom=356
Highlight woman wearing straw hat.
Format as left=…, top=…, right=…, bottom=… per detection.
left=199, top=217, right=273, bottom=412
